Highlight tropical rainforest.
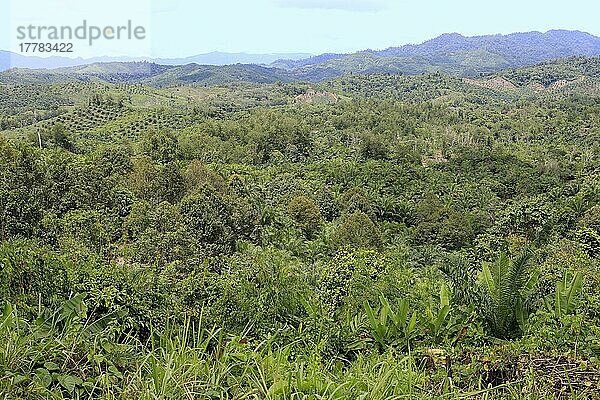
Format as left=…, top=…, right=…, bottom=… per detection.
left=1, top=53, right=600, bottom=399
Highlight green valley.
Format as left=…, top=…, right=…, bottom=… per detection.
left=1, top=51, right=599, bottom=399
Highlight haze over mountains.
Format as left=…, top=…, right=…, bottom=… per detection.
left=0, top=51, right=313, bottom=71
left=2, top=30, right=600, bottom=86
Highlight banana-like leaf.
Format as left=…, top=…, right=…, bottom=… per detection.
left=379, top=295, right=397, bottom=327
left=522, top=270, right=540, bottom=298
left=364, top=301, right=385, bottom=346
left=554, top=284, right=562, bottom=319
left=553, top=271, right=584, bottom=318
left=60, top=293, right=86, bottom=321
left=400, top=299, right=410, bottom=325
left=0, top=302, right=13, bottom=332
left=82, top=309, right=128, bottom=339
left=516, top=298, right=526, bottom=329
left=435, top=305, right=450, bottom=332
left=563, top=272, right=583, bottom=314
left=34, top=294, right=87, bottom=335
left=407, top=312, right=417, bottom=335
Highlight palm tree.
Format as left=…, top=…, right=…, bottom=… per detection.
left=479, top=250, right=539, bottom=338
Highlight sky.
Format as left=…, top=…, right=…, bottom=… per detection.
left=2, top=0, right=600, bottom=58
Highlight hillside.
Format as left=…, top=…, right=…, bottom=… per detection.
left=0, top=62, right=296, bottom=87
left=374, top=30, right=600, bottom=61
left=320, top=56, right=600, bottom=104
left=497, top=56, right=600, bottom=85
left=3, top=30, right=600, bottom=87
left=4, top=57, right=600, bottom=136
left=292, top=30, right=600, bottom=79
left=156, top=52, right=313, bottom=66
left=4, top=57, right=600, bottom=150
left=1, top=42, right=600, bottom=398
left=141, top=63, right=295, bottom=87
left=0, top=62, right=172, bottom=85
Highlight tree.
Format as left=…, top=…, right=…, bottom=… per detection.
left=360, top=133, right=389, bottom=160
left=154, top=163, right=186, bottom=204
left=179, top=187, right=235, bottom=255
left=287, top=196, right=322, bottom=238
left=49, top=123, right=75, bottom=152
left=127, top=156, right=159, bottom=202
left=0, top=140, right=46, bottom=239
left=339, top=187, right=375, bottom=219
left=141, top=129, right=180, bottom=164
left=331, top=211, right=383, bottom=250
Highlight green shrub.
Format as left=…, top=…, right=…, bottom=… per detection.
left=68, top=260, right=172, bottom=334
left=287, top=196, right=323, bottom=238
left=0, top=240, right=70, bottom=314
left=317, top=249, right=386, bottom=313
left=183, top=246, right=309, bottom=334
left=579, top=204, right=600, bottom=232
left=153, top=162, right=186, bottom=204
left=179, top=187, right=236, bottom=255
left=59, top=209, right=117, bottom=257
left=127, top=156, right=159, bottom=202
left=360, top=133, right=389, bottom=160
left=338, top=187, right=374, bottom=219
left=574, top=227, right=600, bottom=257
left=0, top=140, right=46, bottom=239
left=141, top=129, right=180, bottom=164
left=331, top=211, right=383, bottom=250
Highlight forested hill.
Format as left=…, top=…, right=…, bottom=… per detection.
left=1, top=35, right=600, bottom=398
left=276, top=30, right=600, bottom=76
left=323, top=56, right=600, bottom=102
left=373, top=30, right=600, bottom=64
left=2, top=56, right=600, bottom=137
left=2, top=30, right=600, bottom=86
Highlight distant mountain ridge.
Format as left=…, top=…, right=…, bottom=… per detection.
left=156, top=52, right=313, bottom=66
left=2, top=30, right=600, bottom=86
left=372, top=30, right=600, bottom=60
left=287, top=30, right=600, bottom=80
left=271, top=53, right=348, bottom=70
left=0, top=51, right=313, bottom=71
left=0, top=61, right=295, bottom=87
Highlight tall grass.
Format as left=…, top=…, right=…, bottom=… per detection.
left=1, top=298, right=431, bottom=399
left=2, top=294, right=596, bottom=399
